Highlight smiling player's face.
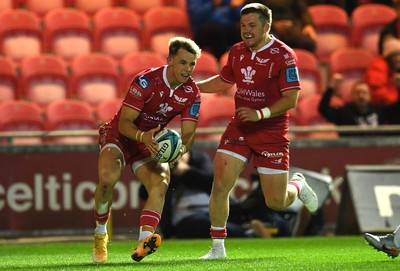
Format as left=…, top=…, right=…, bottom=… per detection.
left=167, top=48, right=197, bottom=88
left=240, top=13, right=269, bottom=51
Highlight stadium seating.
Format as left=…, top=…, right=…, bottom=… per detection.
left=142, top=6, right=192, bottom=56
left=124, top=0, right=163, bottom=15
left=329, top=47, right=374, bottom=102
left=93, top=7, right=142, bottom=60
left=95, top=97, right=122, bottom=124
left=70, top=0, right=119, bottom=16
left=0, top=9, right=43, bottom=63
left=70, top=53, right=120, bottom=106
left=119, top=50, right=165, bottom=93
left=197, top=95, right=235, bottom=140
left=308, top=4, right=351, bottom=63
left=351, top=3, right=396, bottom=55
left=295, top=93, right=339, bottom=139
left=0, top=0, right=20, bottom=11
left=22, top=0, right=68, bottom=18
left=20, top=54, right=69, bottom=108
left=45, top=99, right=97, bottom=143
left=191, top=51, right=219, bottom=81
left=293, top=48, right=322, bottom=99
left=0, top=100, right=46, bottom=144
left=43, top=8, right=93, bottom=62
left=0, top=57, right=19, bottom=103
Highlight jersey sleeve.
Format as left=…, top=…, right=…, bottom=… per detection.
left=123, top=73, right=152, bottom=112
left=279, top=49, right=301, bottom=92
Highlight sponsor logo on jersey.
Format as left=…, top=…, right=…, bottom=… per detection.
left=189, top=103, right=200, bottom=117
left=183, top=85, right=193, bottom=93
left=241, top=66, right=256, bottom=84
left=174, top=94, right=188, bottom=103
left=270, top=47, right=279, bottom=54
left=256, top=56, right=269, bottom=64
left=240, top=55, right=245, bottom=61
left=157, top=103, right=173, bottom=116
left=136, top=75, right=150, bottom=89
left=286, top=67, right=299, bottom=83
left=129, top=87, right=142, bottom=97
left=261, top=151, right=284, bottom=158
left=285, top=59, right=296, bottom=66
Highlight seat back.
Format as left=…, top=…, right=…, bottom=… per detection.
left=95, top=97, right=122, bottom=124
left=308, top=4, right=351, bottom=62
left=119, top=50, right=165, bottom=93
left=23, top=0, right=67, bottom=18
left=198, top=95, right=235, bottom=140
left=71, top=53, right=120, bottom=106
left=0, top=100, right=45, bottom=144
left=142, top=6, right=192, bottom=56
left=43, top=8, right=93, bottom=62
left=0, top=57, right=18, bottom=102
left=124, top=0, right=163, bottom=15
left=0, top=9, right=42, bottom=63
left=20, top=54, right=69, bottom=108
left=93, top=7, right=142, bottom=60
left=71, top=0, right=119, bottom=16
left=329, top=47, right=374, bottom=102
left=294, top=48, right=322, bottom=99
left=351, top=4, right=396, bottom=55
left=192, top=51, right=219, bottom=81
left=45, top=99, right=97, bottom=143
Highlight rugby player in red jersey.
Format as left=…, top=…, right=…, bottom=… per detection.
left=197, top=3, right=318, bottom=259
left=91, top=37, right=202, bottom=263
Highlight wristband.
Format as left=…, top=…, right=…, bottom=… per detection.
left=135, top=130, right=140, bottom=141
left=139, top=131, right=145, bottom=142
left=257, top=107, right=271, bottom=120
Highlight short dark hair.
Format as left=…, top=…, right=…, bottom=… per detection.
left=168, top=37, right=201, bottom=59
left=240, top=3, right=272, bottom=25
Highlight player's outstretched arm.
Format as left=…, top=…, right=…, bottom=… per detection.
left=196, top=75, right=233, bottom=93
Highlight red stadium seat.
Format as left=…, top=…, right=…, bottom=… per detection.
left=351, top=4, right=396, bottom=55
left=119, top=51, right=165, bottom=94
left=124, top=0, right=163, bottom=15
left=22, top=0, right=68, bottom=18
left=192, top=51, right=219, bottom=81
left=0, top=9, right=42, bottom=63
left=0, top=100, right=46, bottom=144
left=329, top=47, right=374, bottom=102
left=20, top=54, right=69, bottom=108
left=0, top=57, right=18, bottom=103
left=95, top=97, right=122, bottom=124
left=43, top=8, right=93, bottom=62
left=142, top=6, right=192, bottom=56
left=45, top=99, right=97, bottom=143
left=294, top=49, right=322, bottom=99
left=198, top=95, right=235, bottom=140
left=70, top=0, right=119, bottom=16
left=93, top=7, right=142, bottom=60
left=70, top=53, right=120, bottom=106
left=295, top=94, right=339, bottom=139
left=308, top=4, right=351, bottom=63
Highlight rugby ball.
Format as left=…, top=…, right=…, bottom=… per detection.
left=152, top=129, right=182, bottom=163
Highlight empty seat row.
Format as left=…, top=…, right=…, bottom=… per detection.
left=309, top=3, right=397, bottom=61
left=0, top=49, right=220, bottom=108
left=0, top=6, right=192, bottom=63
left=0, top=0, right=186, bottom=17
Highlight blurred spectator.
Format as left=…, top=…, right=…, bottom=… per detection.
left=364, top=37, right=400, bottom=105
left=245, top=0, right=317, bottom=53
left=186, top=0, right=244, bottom=59
left=377, top=0, right=400, bottom=58
left=319, top=73, right=400, bottom=136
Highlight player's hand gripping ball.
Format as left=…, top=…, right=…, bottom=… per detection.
left=151, top=129, right=182, bottom=163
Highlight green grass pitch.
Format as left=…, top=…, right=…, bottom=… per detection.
left=0, top=236, right=398, bottom=271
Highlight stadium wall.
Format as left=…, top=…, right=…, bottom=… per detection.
left=1, top=138, right=400, bottom=237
